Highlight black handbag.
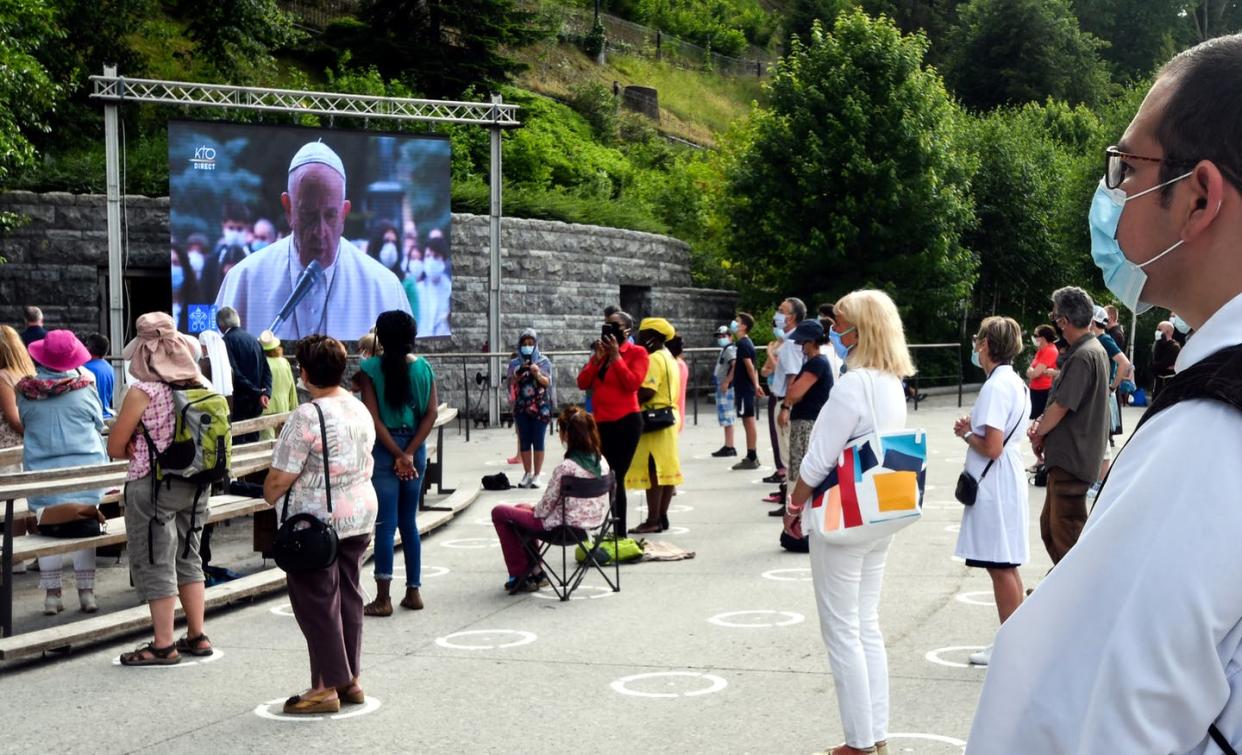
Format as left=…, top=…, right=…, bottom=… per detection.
left=956, top=387, right=1026, bottom=506
left=640, top=355, right=678, bottom=433
left=273, top=402, right=339, bottom=573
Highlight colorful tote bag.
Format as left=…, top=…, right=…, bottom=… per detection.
left=808, top=373, right=927, bottom=545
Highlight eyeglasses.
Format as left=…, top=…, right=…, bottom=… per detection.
left=1105, top=146, right=1199, bottom=190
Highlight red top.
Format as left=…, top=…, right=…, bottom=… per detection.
left=577, top=341, right=649, bottom=423
left=1030, top=344, right=1058, bottom=390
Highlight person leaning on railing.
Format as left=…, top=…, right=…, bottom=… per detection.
left=109, top=312, right=215, bottom=665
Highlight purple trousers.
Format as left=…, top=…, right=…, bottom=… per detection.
left=286, top=534, right=370, bottom=689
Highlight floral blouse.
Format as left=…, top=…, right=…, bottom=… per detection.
left=271, top=394, right=378, bottom=539
left=534, top=457, right=612, bottom=529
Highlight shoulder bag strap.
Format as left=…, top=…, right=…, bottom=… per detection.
left=1211, top=723, right=1236, bottom=755
left=312, top=400, right=332, bottom=513
left=978, top=383, right=1028, bottom=482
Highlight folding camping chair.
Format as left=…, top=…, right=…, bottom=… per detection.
left=519, top=471, right=620, bottom=601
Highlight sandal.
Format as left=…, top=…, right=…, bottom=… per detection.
left=175, top=633, right=214, bottom=657
left=628, top=522, right=661, bottom=534
left=363, top=598, right=393, bottom=617
left=282, top=689, right=340, bottom=715
left=399, top=587, right=424, bottom=610
left=120, top=641, right=181, bottom=666
left=336, top=683, right=365, bottom=705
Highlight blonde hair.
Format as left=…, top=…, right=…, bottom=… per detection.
left=0, top=325, right=35, bottom=379
left=357, top=332, right=382, bottom=358
left=835, top=290, right=916, bottom=377
left=976, top=316, right=1023, bottom=365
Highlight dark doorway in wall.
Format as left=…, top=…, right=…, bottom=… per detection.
left=100, top=267, right=171, bottom=344
left=620, top=284, right=651, bottom=323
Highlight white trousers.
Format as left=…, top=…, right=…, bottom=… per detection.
left=809, top=533, right=893, bottom=748
left=38, top=549, right=96, bottom=591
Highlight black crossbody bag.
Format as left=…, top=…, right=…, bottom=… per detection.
left=640, top=353, right=677, bottom=433
left=273, top=402, right=339, bottom=573
left=955, top=384, right=1027, bottom=507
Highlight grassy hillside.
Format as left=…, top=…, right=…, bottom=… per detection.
left=515, top=40, right=764, bottom=146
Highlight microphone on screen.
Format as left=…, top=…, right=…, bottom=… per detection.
left=268, top=259, right=324, bottom=335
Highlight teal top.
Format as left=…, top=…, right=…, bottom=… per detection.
left=359, top=355, right=435, bottom=430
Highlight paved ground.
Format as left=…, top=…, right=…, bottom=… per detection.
left=2, top=395, right=1144, bottom=754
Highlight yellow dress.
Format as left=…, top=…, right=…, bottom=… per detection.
left=625, top=348, right=684, bottom=489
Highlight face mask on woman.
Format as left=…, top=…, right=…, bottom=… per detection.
left=379, top=242, right=399, bottom=268
left=716, top=337, right=730, bottom=348
left=519, top=345, right=534, bottom=357
left=425, top=257, right=446, bottom=281
left=829, top=327, right=853, bottom=360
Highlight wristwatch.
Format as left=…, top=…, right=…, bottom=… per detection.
left=781, top=403, right=792, bottom=412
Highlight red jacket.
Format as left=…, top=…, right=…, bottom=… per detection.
left=577, top=341, right=649, bottom=423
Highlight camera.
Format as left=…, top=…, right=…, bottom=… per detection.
left=601, top=322, right=623, bottom=342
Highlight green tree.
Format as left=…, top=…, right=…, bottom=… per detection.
left=783, top=0, right=855, bottom=52
left=0, top=0, right=60, bottom=185
left=1072, top=0, right=1184, bottom=80
left=857, top=0, right=964, bottom=65
left=945, top=0, right=1111, bottom=111
left=719, top=10, right=977, bottom=341
left=339, top=0, right=546, bottom=98
left=179, top=0, right=302, bottom=83
left=1184, top=0, right=1242, bottom=42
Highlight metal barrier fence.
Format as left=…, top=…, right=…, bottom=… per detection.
left=557, top=6, right=771, bottom=78
left=411, top=342, right=964, bottom=440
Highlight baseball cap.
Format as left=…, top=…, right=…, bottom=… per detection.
left=716, top=325, right=729, bottom=336
left=1093, top=305, right=1109, bottom=326
left=790, top=319, right=825, bottom=344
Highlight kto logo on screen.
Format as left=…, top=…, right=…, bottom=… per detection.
left=190, top=146, right=217, bottom=171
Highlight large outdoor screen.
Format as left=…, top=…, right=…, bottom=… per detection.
left=168, top=120, right=452, bottom=341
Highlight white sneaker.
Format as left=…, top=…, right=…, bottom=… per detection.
left=529, top=474, right=542, bottom=489
left=969, top=646, right=993, bottom=666
left=517, top=473, right=532, bottom=489
left=79, top=589, right=97, bottom=613
left=43, top=593, right=64, bottom=616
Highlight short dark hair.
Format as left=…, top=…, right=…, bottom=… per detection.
left=736, top=312, right=755, bottom=331
left=603, top=305, right=619, bottom=318
left=1156, top=34, right=1242, bottom=197
left=666, top=335, right=684, bottom=358
left=296, top=335, right=347, bottom=388
left=559, top=405, right=602, bottom=457
left=84, top=333, right=110, bottom=358
left=1034, top=324, right=1057, bottom=342
left=817, top=302, right=835, bottom=319
left=221, top=202, right=252, bottom=224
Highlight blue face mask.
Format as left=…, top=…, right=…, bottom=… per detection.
left=171, top=264, right=185, bottom=291
left=829, top=327, right=854, bottom=360
left=717, top=338, right=730, bottom=348
left=729, top=320, right=739, bottom=334
left=519, top=345, right=534, bottom=357
left=971, top=348, right=982, bottom=369
left=1089, top=173, right=1191, bottom=315
left=774, top=313, right=786, bottom=330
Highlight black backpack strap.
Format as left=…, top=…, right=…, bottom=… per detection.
left=1211, top=723, right=1236, bottom=755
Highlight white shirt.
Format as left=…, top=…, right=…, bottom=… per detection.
left=214, top=235, right=410, bottom=341
left=798, top=368, right=908, bottom=492
left=775, top=329, right=805, bottom=397
left=954, top=365, right=1030, bottom=565
left=968, top=292, right=1242, bottom=754
left=417, top=275, right=452, bottom=337
left=819, top=344, right=844, bottom=378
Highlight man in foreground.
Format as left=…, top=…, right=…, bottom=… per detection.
left=969, top=34, right=1242, bottom=753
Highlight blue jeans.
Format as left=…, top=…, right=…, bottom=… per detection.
left=514, top=412, right=548, bottom=452
left=371, top=434, right=426, bottom=587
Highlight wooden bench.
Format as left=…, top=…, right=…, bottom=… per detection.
left=0, top=403, right=463, bottom=648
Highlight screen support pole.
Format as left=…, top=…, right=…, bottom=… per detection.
left=103, top=64, right=126, bottom=398
left=487, top=93, right=504, bottom=426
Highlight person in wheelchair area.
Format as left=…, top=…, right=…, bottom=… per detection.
left=490, top=406, right=611, bottom=594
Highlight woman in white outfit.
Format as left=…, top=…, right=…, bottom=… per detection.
left=953, top=316, right=1031, bottom=667
left=787, top=290, right=915, bottom=755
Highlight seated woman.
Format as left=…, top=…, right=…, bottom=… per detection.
left=490, top=406, right=611, bottom=594
left=18, top=330, right=109, bottom=615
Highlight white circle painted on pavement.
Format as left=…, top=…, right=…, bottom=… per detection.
left=707, top=610, right=804, bottom=628
left=530, top=584, right=616, bottom=601
left=944, top=523, right=961, bottom=533
left=270, top=603, right=295, bottom=617
left=610, top=671, right=728, bottom=698
left=112, top=649, right=225, bottom=667
left=253, top=695, right=382, bottom=722
left=440, top=538, right=499, bottom=549
left=925, top=645, right=988, bottom=669
left=667, top=504, right=693, bottom=514
left=761, top=567, right=813, bottom=582
left=422, top=565, right=450, bottom=578
left=435, top=629, right=537, bottom=650
left=659, top=526, right=690, bottom=536
left=886, top=732, right=967, bottom=752
left=955, top=591, right=997, bottom=607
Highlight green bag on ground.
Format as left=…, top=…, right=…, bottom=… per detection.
left=576, top=537, right=645, bottom=564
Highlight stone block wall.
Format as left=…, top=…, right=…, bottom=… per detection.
left=0, top=191, right=737, bottom=411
